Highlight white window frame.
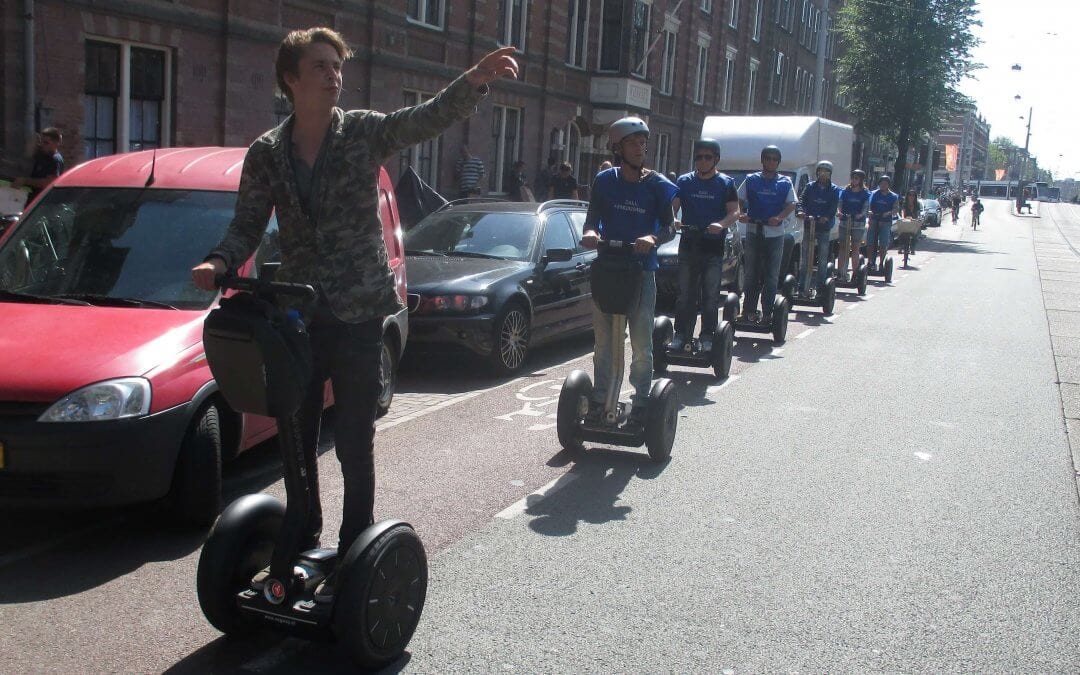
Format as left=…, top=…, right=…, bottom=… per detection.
left=655, top=132, right=671, bottom=176
left=565, top=0, right=590, bottom=68
left=694, top=33, right=711, bottom=105
left=747, top=58, right=759, bottom=113
left=702, top=0, right=713, bottom=12
left=794, top=66, right=803, bottom=112
left=490, top=105, right=522, bottom=194
left=751, top=0, right=763, bottom=41
left=728, top=0, right=740, bottom=29
left=399, top=90, right=441, bottom=190
left=85, top=36, right=173, bottom=156
left=722, top=47, right=737, bottom=112
left=407, top=0, right=446, bottom=30
left=659, top=13, right=680, bottom=95
left=630, top=0, right=653, bottom=78
left=499, top=0, right=529, bottom=53
left=800, top=0, right=810, bottom=46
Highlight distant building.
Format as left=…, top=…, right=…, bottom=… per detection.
left=934, top=106, right=990, bottom=185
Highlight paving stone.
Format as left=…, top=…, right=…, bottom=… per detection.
left=1052, top=336, right=1080, bottom=358
left=1062, top=383, right=1080, bottom=419
left=1043, top=293, right=1080, bottom=311
left=1057, top=356, right=1080, bottom=384
left=1047, top=310, right=1080, bottom=338
left=1042, top=279, right=1080, bottom=295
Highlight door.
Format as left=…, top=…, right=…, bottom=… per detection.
left=529, top=212, right=582, bottom=342
left=566, top=209, right=597, bottom=329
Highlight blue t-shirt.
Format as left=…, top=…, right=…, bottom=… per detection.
left=739, top=172, right=795, bottom=235
left=839, top=187, right=870, bottom=218
left=676, top=171, right=738, bottom=241
left=868, top=189, right=899, bottom=220
left=801, top=180, right=842, bottom=232
left=591, top=168, right=678, bottom=271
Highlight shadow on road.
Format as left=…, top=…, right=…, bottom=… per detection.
left=525, top=450, right=666, bottom=537
left=732, top=336, right=783, bottom=363
left=165, top=632, right=413, bottom=674
left=667, top=371, right=727, bottom=408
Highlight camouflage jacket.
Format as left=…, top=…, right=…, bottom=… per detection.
left=208, top=74, right=487, bottom=323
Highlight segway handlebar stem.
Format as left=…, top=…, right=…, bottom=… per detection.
left=214, top=273, right=317, bottom=300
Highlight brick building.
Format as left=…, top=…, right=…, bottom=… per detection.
left=2, top=0, right=853, bottom=196
left=934, top=105, right=991, bottom=185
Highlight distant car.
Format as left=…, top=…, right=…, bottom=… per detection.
left=0, top=148, right=407, bottom=525
left=405, top=200, right=594, bottom=375
left=656, top=227, right=745, bottom=315
left=920, top=199, right=941, bottom=227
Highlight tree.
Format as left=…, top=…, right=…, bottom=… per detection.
left=836, top=0, right=981, bottom=189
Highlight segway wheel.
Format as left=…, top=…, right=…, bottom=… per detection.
left=712, top=321, right=734, bottom=379
left=781, top=274, right=796, bottom=304
left=652, top=317, right=673, bottom=373
left=884, top=257, right=894, bottom=283
left=772, top=297, right=789, bottom=344
left=821, top=278, right=836, bottom=316
left=856, top=266, right=868, bottom=296
left=557, top=370, right=592, bottom=453
left=334, top=524, right=428, bottom=670
left=196, top=494, right=284, bottom=636
left=722, top=293, right=740, bottom=323
left=645, top=379, right=678, bottom=462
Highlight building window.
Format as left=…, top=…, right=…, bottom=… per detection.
left=799, top=0, right=810, bottom=46
left=722, top=48, right=737, bottom=112
left=747, top=58, right=759, bottom=113
left=407, top=0, right=445, bottom=30
left=498, top=0, right=528, bottom=52
left=702, top=0, right=713, bottom=12
left=751, top=0, right=763, bottom=41
left=566, top=0, right=589, bottom=67
left=655, top=132, right=670, bottom=175
left=728, top=0, right=739, bottom=29
left=810, top=7, right=820, bottom=54
left=794, top=66, right=803, bottom=112
left=598, top=0, right=622, bottom=71
left=398, top=90, right=441, bottom=189
left=84, top=39, right=171, bottom=159
left=84, top=41, right=119, bottom=159
left=769, top=50, right=784, bottom=103
left=660, top=28, right=677, bottom=95
left=490, top=105, right=521, bottom=193
left=630, top=1, right=652, bottom=77
left=694, top=41, right=710, bottom=105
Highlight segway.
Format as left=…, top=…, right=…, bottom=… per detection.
left=834, top=216, right=868, bottom=296
left=865, top=215, right=895, bottom=283
left=196, top=273, right=426, bottom=670
left=557, top=240, right=679, bottom=462
left=728, top=220, right=791, bottom=344
left=789, top=216, right=836, bottom=316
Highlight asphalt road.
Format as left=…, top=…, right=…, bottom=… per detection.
left=1, top=200, right=1077, bottom=673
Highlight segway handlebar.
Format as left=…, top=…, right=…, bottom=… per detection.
left=214, top=273, right=317, bottom=300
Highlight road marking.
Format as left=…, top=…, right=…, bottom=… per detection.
left=914, top=452, right=933, bottom=462
left=796, top=328, right=817, bottom=339
left=706, top=375, right=741, bottom=394
left=495, top=472, right=581, bottom=520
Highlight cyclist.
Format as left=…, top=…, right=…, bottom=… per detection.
left=867, top=175, right=899, bottom=273
left=951, top=192, right=962, bottom=223
left=900, top=189, right=921, bottom=256
left=971, top=197, right=984, bottom=229
left=580, top=117, right=678, bottom=429
left=736, top=145, right=798, bottom=323
left=797, top=160, right=842, bottom=297
left=669, top=138, right=740, bottom=352
left=837, top=169, right=870, bottom=282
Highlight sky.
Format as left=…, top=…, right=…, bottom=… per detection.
left=960, top=0, right=1080, bottom=180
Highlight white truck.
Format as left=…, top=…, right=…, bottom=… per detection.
left=700, top=115, right=854, bottom=281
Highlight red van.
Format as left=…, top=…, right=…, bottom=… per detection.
left=0, top=148, right=408, bottom=524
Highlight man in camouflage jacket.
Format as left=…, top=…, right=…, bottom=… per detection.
left=193, top=28, right=518, bottom=600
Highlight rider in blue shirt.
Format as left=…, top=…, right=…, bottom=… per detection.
left=797, top=160, right=842, bottom=295
left=867, top=175, right=899, bottom=272
left=669, top=138, right=740, bottom=352
left=736, top=145, right=798, bottom=323
left=581, top=117, right=678, bottom=428
left=838, top=169, right=870, bottom=282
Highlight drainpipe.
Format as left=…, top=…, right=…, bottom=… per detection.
left=24, top=0, right=36, bottom=142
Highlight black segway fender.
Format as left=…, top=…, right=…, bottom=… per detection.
left=821, top=278, right=836, bottom=316
left=781, top=274, right=796, bottom=304
left=652, top=317, right=673, bottom=373
left=857, top=264, right=868, bottom=296
left=197, top=494, right=285, bottom=636
left=722, top=292, right=740, bottom=323
left=712, top=321, right=734, bottom=379
left=645, top=378, right=678, bottom=462
left=557, top=370, right=592, bottom=452
left=772, top=296, right=789, bottom=343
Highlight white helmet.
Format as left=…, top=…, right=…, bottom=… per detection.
left=609, top=117, right=650, bottom=151
left=816, top=160, right=834, bottom=174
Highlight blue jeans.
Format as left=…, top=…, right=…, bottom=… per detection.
left=675, top=253, right=724, bottom=338
left=592, top=271, right=656, bottom=407
left=743, top=232, right=784, bottom=317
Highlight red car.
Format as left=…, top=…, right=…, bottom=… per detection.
left=0, top=148, right=408, bottom=524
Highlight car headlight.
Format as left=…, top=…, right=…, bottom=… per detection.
left=39, top=378, right=152, bottom=422
left=419, top=294, right=490, bottom=313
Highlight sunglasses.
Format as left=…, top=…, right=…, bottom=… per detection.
left=694, top=154, right=715, bottom=161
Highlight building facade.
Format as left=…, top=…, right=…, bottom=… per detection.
left=2, top=0, right=853, bottom=196
left=934, top=106, right=991, bottom=185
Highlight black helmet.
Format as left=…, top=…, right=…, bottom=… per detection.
left=694, top=138, right=722, bottom=156
left=761, top=145, right=782, bottom=162
left=851, top=169, right=866, bottom=179
left=878, top=174, right=892, bottom=185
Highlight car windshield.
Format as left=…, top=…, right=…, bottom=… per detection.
left=404, top=211, right=538, bottom=261
left=0, top=187, right=239, bottom=310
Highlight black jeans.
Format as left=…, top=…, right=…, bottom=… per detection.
left=296, top=306, right=383, bottom=555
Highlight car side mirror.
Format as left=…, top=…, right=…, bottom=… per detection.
left=541, top=248, right=573, bottom=264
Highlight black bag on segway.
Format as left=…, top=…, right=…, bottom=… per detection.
left=203, top=293, right=313, bottom=418
left=590, top=252, right=644, bottom=314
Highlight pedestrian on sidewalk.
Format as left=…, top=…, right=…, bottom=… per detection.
left=454, top=146, right=486, bottom=200
left=12, top=127, right=64, bottom=206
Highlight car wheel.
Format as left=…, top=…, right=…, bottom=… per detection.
left=376, top=334, right=397, bottom=419
left=489, top=302, right=531, bottom=376
left=166, top=402, right=222, bottom=527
